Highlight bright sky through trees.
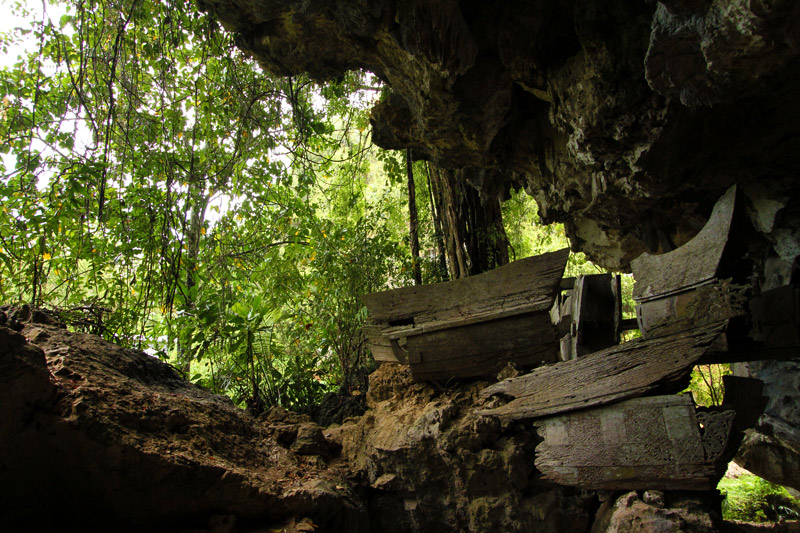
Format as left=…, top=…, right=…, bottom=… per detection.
left=0, top=0, right=414, bottom=412
left=0, top=0, right=598, bottom=414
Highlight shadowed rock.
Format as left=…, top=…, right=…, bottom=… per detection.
left=0, top=323, right=366, bottom=532
left=199, top=0, right=800, bottom=269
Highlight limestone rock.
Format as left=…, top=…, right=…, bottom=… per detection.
left=328, top=364, right=596, bottom=532
left=0, top=323, right=366, bottom=531
left=199, top=0, right=800, bottom=269
left=591, top=491, right=721, bottom=533
left=734, top=359, right=800, bottom=491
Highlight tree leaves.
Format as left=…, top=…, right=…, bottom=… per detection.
left=0, top=0, right=413, bottom=411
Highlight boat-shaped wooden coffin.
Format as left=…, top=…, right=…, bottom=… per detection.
left=630, top=184, right=800, bottom=362
left=631, top=185, right=745, bottom=340
left=362, top=248, right=569, bottom=381
left=534, top=395, right=736, bottom=491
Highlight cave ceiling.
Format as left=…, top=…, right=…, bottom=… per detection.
left=199, top=0, right=800, bottom=269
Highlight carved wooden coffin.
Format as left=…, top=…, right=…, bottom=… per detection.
left=478, top=321, right=726, bottom=420
left=630, top=184, right=799, bottom=362
left=534, top=395, right=736, bottom=491
left=631, top=185, right=746, bottom=340
left=362, top=248, right=569, bottom=381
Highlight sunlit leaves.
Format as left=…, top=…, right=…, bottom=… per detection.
left=0, top=0, right=404, bottom=411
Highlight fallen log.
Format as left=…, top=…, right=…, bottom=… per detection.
left=477, top=322, right=726, bottom=420
left=363, top=248, right=568, bottom=381
left=534, top=395, right=736, bottom=491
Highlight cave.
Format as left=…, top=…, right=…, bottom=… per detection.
left=2, top=0, right=800, bottom=531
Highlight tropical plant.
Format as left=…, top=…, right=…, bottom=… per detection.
left=719, top=474, right=800, bottom=522
left=687, top=364, right=731, bottom=407
left=0, top=0, right=407, bottom=410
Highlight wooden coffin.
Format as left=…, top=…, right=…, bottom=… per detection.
left=550, top=273, right=624, bottom=361
left=630, top=184, right=798, bottom=362
left=478, top=321, right=726, bottom=420
left=534, top=395, right=736, bottom=491
left=631, top=185, right=746, bottom=340
left=362, top=248, right=569, bottom=381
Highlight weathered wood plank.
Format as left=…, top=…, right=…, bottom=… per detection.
left=477, top=322, right=726, bottom=420
left=363, top=248, right=569, bottom=378
left=551, top=274, right=622, bottom=360
left=363, top=248, right=569, bottom=325
left=533, top=395, right=736, bottom=491
left=631, top=185, right=737, bottom=302
left=380, top=301, right=556, bottom=340
left=620, top=318, right=639, bottom=330
left=635, top=279, right=749, bottom=340
left=401, top=312, right=560, bottom=381
left=634, top=282, right=800, bottom=363
left=362, top=325, right=401, bottom=363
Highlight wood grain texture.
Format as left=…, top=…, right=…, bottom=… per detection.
left=404, top=312, right=559, bottom=381
left=533, top=395, right=734, bottom=491
left=554, top=273, right=622, bottom=359
left=631, top=185, right=736, bottom=302
left=362, top=248, right=569, bottom=378
left=363, top=248, right=568, bottom=325
left=635, top=279, right=748, bottom=340
left=477, top=322, right=726, bottom=420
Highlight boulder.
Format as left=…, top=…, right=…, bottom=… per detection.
left=734, top=360, right=800, bottom=492
left=590, top=491, right=721, bottom=533
left=0, top=323, right=366, bottom=531
left=328, top=364, right=596, bottom=532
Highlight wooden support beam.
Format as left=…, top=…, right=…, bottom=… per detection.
left=550, top=273, right=622, bottom=361
left=401, top=312, right=559, bottom=381
left=534, top=395, right=736, bottom=491
left=477, top=322, right=726, bottom=420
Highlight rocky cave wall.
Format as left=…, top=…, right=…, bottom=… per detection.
left=199, top=0, right=800, bottom=270
left=190, top=0, right=800, bottom=523
left=5, top=1, right=800, bottom=531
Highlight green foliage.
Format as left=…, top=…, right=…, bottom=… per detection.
left=686, top=364, right=731, bottom=407
left=0, top=0, right=404, bottom=411
left=501, top=188, right=600, bottom=277
left=1, top=0, right=626, bottom=414
left=719, top=475, right=800, bottom=522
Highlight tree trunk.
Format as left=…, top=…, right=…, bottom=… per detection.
left=406, top=149, right=422, bottom=285
left=427, top=164, right=510, bottom=278
left=178, top=179, right=209, bottom=374
left=426, top=163, right=449, bottom=282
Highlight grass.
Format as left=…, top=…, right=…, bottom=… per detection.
left=719, top=474, right=800, bottom=522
